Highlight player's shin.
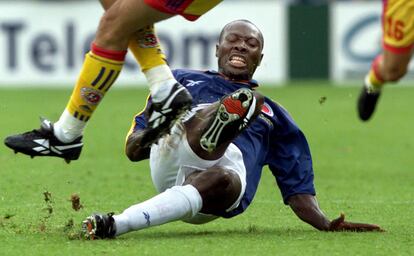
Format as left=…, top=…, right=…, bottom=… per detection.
left=365, top=55, right=385, bottom=92
left=112, top=185, right=202, bottom=236
left=54, top=43, right=126, bottom=142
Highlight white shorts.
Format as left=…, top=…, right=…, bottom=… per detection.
left=149, top=118, right=247, bottom=222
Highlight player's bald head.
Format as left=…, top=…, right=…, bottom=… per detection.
left=219, top=20, right=264, bottom=50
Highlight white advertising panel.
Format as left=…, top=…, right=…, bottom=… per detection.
left=0, top=1, right=286, bottom=87
left=331, top=2, right=414, bottom=84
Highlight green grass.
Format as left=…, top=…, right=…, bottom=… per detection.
left=1, top=83, right=413, bottom=255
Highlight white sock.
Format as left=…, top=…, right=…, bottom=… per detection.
left=54, top=110, right=85, bottom=143
left=113, top=185, right=202, bottom=236
left=144, top=64, right=178, bottom=103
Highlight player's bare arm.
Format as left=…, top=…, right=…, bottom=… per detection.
left=125, top=131, right=150, bottom=161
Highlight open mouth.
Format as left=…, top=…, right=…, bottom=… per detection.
left=229, top=55, right=247, bottom=68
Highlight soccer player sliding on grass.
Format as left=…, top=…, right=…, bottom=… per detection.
left=358, top=0, right=414, bottom=121
left=4, top=0, right=223, bottom=163
left=82, top=20, right=382, bottom=239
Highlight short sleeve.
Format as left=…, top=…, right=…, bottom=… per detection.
left=267, top=129, right=315, bottom=204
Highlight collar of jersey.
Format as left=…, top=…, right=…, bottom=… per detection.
left=205, top=70, right=259, bottom=88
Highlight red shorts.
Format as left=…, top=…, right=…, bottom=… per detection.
left=144, top=0, right=222, bottom=21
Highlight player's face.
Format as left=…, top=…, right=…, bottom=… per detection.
left=216, top=22, right=263, bottom=81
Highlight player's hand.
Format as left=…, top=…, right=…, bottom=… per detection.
left=328, top=213, right=384, bottom=232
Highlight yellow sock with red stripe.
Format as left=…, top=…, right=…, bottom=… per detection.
left=128, top=25, right=177, bottom=102
left=54, top=43, right=126, bottom=142
left=365, top=55, right=385, bottom=92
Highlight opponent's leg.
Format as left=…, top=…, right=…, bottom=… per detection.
left=131, top=29, right=192, bottom=147
left=357, top=54, right=385, bottom=121
left=357, top=0, right=414, bottom=121
left=4, top=45, right=126, bottom=162
left=358, top=49, right=413, bottom=121
left=4, top=118, right=84, bottom=164
left=3, top=0, right=181, bottom=160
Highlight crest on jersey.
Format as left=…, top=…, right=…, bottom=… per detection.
left=261, top=102, right=274, bottom=117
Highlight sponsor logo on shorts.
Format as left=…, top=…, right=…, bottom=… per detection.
left=81, top=87, right=103, bottom=105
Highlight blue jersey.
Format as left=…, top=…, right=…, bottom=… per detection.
left=132, top=69, right=315, bottom=218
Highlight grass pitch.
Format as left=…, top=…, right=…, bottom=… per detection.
left=0, top=83, right=413, bottom=255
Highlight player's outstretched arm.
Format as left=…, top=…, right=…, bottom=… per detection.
left=125, top=130, right=150, bottom=162
left=287, top=194, right=383, bottom=232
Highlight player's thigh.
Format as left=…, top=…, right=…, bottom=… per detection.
left=101, top=0, right=173, bottom=36
left=150, top=120, right=220, bottom=192
left=145, top=0, right=221, bottom=21
left=181, top=144, right=246, bottom=224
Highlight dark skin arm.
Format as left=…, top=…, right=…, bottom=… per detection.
left=288, top=194, right=383, bottom=232
left=125, top=130, right=150, bottom=162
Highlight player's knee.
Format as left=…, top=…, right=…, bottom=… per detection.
left=382, top=64, right=407, bottom=82
left=186, top=167, right=241, bottom=214
left=208, top=167, right=239, bottom=192
left=186, top=167, right=239, bottom=192
left=97, top=18, right=120, bottom=43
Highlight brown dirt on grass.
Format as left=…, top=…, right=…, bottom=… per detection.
left=70, top=193, right=83, bottom=211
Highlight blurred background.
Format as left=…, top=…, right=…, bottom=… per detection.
left=0, top=0, right=411, bottom=88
